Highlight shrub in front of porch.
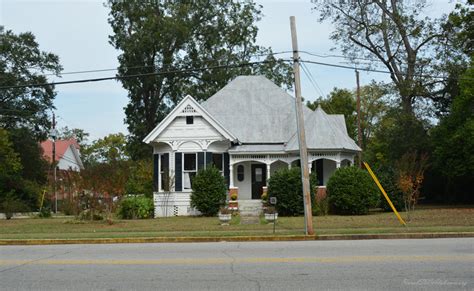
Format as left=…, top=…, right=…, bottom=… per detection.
left=190, top=166, right=227, bottom=216
left=327, top=166, right=378, bottom=215
left=116, top=195, right=154, bottom=219
left=267, top=167, right=318, bottom=216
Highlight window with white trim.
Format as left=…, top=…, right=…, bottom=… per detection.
left=183, top=153, right=197, bottom=190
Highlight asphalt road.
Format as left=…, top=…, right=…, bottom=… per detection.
left=1, top=238, right=472, bottom=290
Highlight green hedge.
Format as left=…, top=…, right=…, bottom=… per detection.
left=267, top=167, right=317, bottom=216
left=327, top=166, right=379, bottom=215
left=117, top=195, right=154, bottom=219
left=190, top=166, right=227, bottom=216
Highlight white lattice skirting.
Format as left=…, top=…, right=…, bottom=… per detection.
left=153, top=192, right=200, bottom=217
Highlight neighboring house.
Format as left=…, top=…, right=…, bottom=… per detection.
left=144, top=75, right=361, bottom=217
left=41, top=138, right=84, bottom=172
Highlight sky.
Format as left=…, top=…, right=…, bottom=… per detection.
left=0, top=0, right=456, bottom=141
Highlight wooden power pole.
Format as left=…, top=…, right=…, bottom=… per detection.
left=290, top=16, right=314, bottom=235
left=52, top=112, right=58, bottom=213
left=356, top=70, right=362, bottom=168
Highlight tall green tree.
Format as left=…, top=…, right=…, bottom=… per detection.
left=313, top=0, right=447, bottom=115
left=431, top=61, right=474, bottom=202
left=0, top=29, right=62, bottom=139
left=432, top=0, right=473, bottom=116
left=107, top=1, right=293, bottom=159
left=359, top=81, right=390, bottom=150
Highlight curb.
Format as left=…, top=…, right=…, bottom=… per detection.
left=0, top=232, right=473, bottom=246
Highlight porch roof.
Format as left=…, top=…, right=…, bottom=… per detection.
left=228, top=144, right=285, bottom=153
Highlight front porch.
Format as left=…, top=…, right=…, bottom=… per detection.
left=228, top=151, right=354, bottom=201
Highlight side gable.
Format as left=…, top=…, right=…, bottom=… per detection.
left=143, top=95, right=238, bottom=144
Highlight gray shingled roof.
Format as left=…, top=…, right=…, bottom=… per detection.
left=201, top=75, right=361, bottom=152
left=285, top=106, right=360, bottom=152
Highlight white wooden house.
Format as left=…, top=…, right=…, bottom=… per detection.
left=143, top=76, right=361, bottom=217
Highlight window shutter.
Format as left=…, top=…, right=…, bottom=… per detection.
left=153, top=154, right=159, bottom=192
left=198, top=152, right=205, bottom=170
left=223, top=153, right=230, bottom=187
left=175, top=152, right=182, bottom=191
left=205, top=152, right=213, bottom=168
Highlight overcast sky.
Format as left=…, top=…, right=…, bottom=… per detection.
left=0, top=0, right=456, bottom=140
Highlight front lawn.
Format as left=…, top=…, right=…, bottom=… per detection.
left=0, top=206, right=473, bottom=240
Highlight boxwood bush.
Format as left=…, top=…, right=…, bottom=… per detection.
left=267, top=167, right=317, bottom=216
left=191, top=166, right=227, bottom=216
left=327, top=166, right=379, bottom=215
left=117, top=195, right=154, bottom=219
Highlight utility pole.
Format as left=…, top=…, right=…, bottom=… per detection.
left=51, top=112, right=58, bottom=213
left=356, top=70, right=362, bottom=168
left=290, top=16, right=314, bottom=236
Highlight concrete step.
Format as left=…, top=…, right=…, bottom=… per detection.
left=240, top=216, right=260, bottom=225
left=238, top=200, right=262, bottom=216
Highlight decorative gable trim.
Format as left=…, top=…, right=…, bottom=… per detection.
left=143, top=95, right=238, bottom=144
left=182, top=104, right=197, bottom=114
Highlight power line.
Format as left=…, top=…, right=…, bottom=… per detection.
left=299, top=59, right=464, bottom=80
left=14, top=51, right=294, bottom=77
left=2, top=56, right=471, bottom=90
left=0, top=60, right=292, bottom=90
left=301, top=62, right=326, bottom=98
left=299, top=50, right=382, bottom=63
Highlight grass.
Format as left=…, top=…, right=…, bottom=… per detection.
left=0, top=206, right=473, bottom=240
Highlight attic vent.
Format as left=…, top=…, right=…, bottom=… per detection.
left=182, top=105, right=196, bottom=113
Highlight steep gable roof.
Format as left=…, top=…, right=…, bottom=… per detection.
left=41, top=138, right=84, bottom=169
left=285, top=105, right=361, bottom=152
left=143, top=95, right=237, bottom=144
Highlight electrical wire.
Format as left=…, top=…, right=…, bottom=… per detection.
left=0, top=60, right=291, bottom=90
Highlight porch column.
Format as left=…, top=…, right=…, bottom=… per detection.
left=308, top=162, right=313, bottom=174
left=336, top=161, right=341, bottom=168
left=266, top=163, right=271, bottom=181
left=229, top=163, right=234, bottom=188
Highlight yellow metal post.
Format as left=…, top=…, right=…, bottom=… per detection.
left=364, top=162, right=406, bottom=226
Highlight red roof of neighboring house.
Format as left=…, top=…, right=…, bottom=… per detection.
left=40, top=138, right=80, bottom=162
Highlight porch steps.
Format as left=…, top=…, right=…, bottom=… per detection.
left=238, top=200, right=262, bottom=217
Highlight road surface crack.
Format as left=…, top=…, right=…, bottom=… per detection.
left=221, top=243, right=262, bottom=291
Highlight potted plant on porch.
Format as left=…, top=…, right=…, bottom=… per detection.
left=264, top=206, right=278, bottom=222
left=218, top=206, right=232, bottom=225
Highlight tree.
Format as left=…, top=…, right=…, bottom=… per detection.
left=58, top=126, right=90, bottom=146
left=107, top=1, right=293, bottom=159
left=81, top=133, right=129, bottom=165
left=0, top=29, right=62, bottom=140
left=431, top=61, right=474, bottom=202
left=0, top=128, right=22, bottom=180
left=313, top=0, right=447, bottom=115
left=359, top=81, right=390, bottom=150
left=396, top=151, right=429, bottom=220
left=431, top=1, right=473, bottom=117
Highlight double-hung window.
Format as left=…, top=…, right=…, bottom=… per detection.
left=183, top=153, right=197, bottom=190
